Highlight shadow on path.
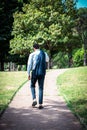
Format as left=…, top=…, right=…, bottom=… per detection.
left=0, top=96, right=83, bottom=130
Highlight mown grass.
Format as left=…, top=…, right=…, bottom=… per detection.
left=0, top=71, right=27, bottom=114
left=57, top=67, right=87, bottom=127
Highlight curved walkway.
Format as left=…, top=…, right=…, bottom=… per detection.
left=0, top=69, right=83, bottom=130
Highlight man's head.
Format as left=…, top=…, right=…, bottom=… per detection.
left=33, top=43, right=40, bottom=50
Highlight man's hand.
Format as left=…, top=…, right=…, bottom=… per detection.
left=28, top=75, right=31, bottom=80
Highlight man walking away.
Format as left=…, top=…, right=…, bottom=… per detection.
left=27, top=43, right=49, bottom=109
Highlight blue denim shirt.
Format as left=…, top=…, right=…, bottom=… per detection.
left=27, top=49, right=49, bottom=76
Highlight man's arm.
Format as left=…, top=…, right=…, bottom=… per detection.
left=45, top=52, right=49, bottom=62
left=45, top=52, right=49, bottom=69
left=27, top=53, right=33, bottom=80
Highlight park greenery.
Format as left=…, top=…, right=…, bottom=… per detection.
left=57, top=66, right=87, bottom=127
left=0, top=0, right=87, bottom=71
left=0, top=71, right=27, bottom=114
left=0, top=1, right=87, bottom=127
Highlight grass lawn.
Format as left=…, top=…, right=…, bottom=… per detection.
left=57, top=67, right=87, bottom=127
left=0, top=71, right=27, bottom=115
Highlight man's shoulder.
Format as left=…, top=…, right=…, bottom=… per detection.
left=30, top=50, right=45, bottom=57
left=30, top=52, right=35, bottom=56
left=30, top=50, right=40, bottom=58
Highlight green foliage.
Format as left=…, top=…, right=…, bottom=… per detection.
left=1, top=0, right=82, bottom=69
left=73, top=48, right=84, bottom=67
left=10, top=0, right=78, bottom=57
left=52, top=52, right=68, bottom=68
left=1, top=0, right=86, bottom=70
left=76, top=8, right=87, bottom=65
left=17, top=65, right=27, bottom=71
left=57, top=67, right=87, bottom=126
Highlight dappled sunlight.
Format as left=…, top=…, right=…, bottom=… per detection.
left=0, top=97, right=81, bottom=130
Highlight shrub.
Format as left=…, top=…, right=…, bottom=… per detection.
left=73, top=48, right=84, bottom=67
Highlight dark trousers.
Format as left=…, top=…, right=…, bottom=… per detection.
left=30, top=72, right=45, bottom=104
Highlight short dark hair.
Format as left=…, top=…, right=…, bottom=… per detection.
left=33, top=43, right=39, bottom=49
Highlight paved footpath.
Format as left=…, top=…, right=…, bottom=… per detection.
left=0, top=69, right=84, bottom=130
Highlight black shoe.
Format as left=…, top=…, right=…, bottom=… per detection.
left=32, top=100, right=37, bottom=107
left=38, top=105, right=43, bottom=109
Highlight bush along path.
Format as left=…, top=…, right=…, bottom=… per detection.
left=0, top=69, right=84, bottom=130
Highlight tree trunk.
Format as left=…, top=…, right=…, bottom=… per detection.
left=0, top=60, right=4, bottom=71
left=68, top=50, right=73, bottom=68
left=46, top=41, right=53, bottom=69
left=49, top=50, right=53, bottom=69
left=83, top=39, right=87, bottom=66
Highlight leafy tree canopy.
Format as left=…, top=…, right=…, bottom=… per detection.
left=10, top=0, right=78, bottom=56
left=76, top=7, right=87, bottom=65
left=0, top=0, right=23, bottom=70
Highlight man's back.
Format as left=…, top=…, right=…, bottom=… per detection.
left=34, top=50, right=46, bottom=76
